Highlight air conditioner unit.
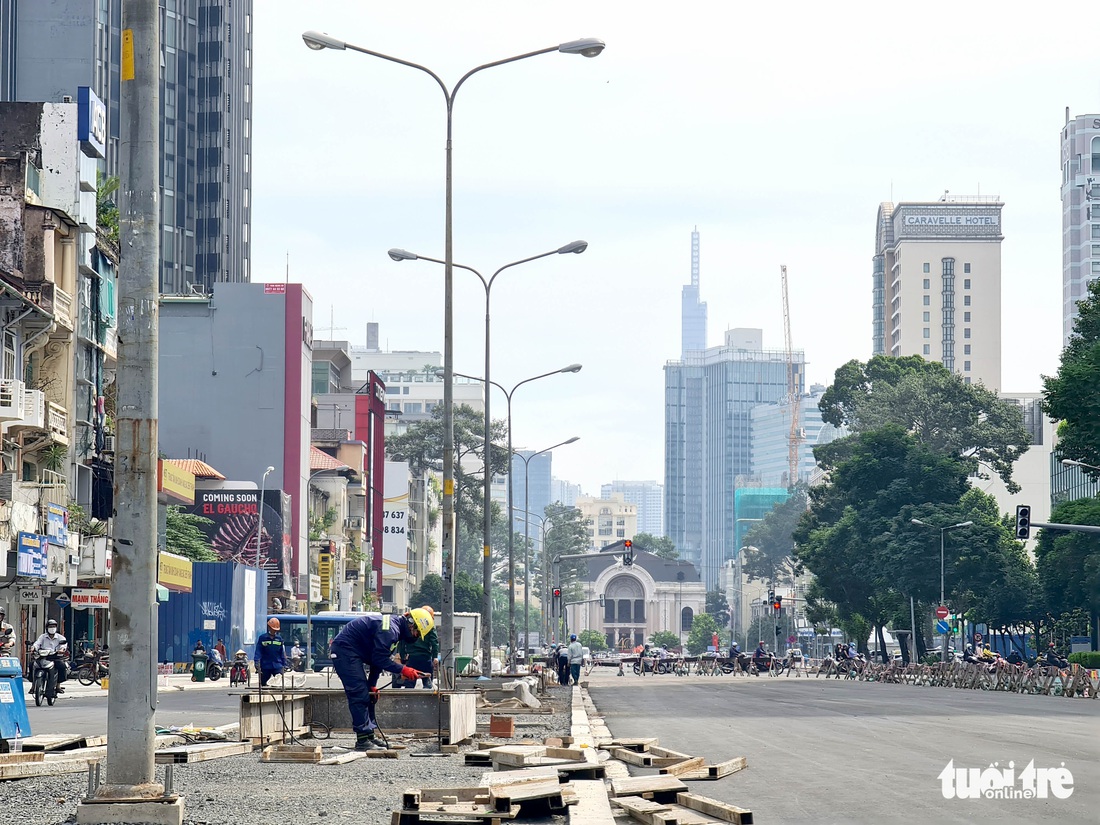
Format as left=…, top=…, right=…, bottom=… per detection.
left=345, top=516, right=364, bottom=530
left=103, top=435, right=115, bottom=453
left=0, top=471, right=14, bottom=500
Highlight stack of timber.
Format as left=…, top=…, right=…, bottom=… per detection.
left=396, top=769, right=581, bottom=825
left=607, top=738, right=747, bottom=781
left=611, top=791, right=753, bottom=825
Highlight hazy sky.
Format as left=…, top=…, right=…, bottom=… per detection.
left=253, top=2, right=1085, bottom=494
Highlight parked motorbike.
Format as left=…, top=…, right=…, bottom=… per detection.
left=32, top=647, right=68, bottom=706
left=229, top=658, right=250, bottom=687
left=75, top=647, right=109, bottom=686
left=206, top=657, right=224, bottom=681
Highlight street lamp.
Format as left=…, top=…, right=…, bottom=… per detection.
left=304, top=29, right=603, bottom=688
left=440, top=364, right=582, bottom=668
left=514, top=438, right=579, bottom=645
left=514, top=509, right=548, bottom=660
left=391, top=249, right=585, bottom=675
left=1061, top=458, right=1100, bottom=472
left=911, top=518, right=973, bottom=660
left=256, top=465, right=275, bottom=576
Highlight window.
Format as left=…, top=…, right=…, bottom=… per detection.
left=923, top=295, right=930, bottom=306
left=964, top=263, right=971, bottom=273
left=923, top=263, right=930, bottom=273
left=1092, top=136, right=1100, bottom=175
left=964, top=361, right=971, bottom=371
left=964, top=377, right=971, bottom=385
left=923, top=311, right=930, bottom=322
left=964, top=328, right=971, bottom=339
left=1092, top=224, right=1100, bottom=240
left=964, top=312, right=971, bottom=322
left=402, top=386, right=409, bottom=394
left=922, top=344, right=930, bottom=355
left=923, top=328, right=930, bottom=339
left=964, top=344, right=971, bottom=354
left=964, top=279, right=971, bottom=289
left=404, top=402, right=422, bottom=414
left=923, top=278, right=930, bottom=289
left=964, top=295, right=971, bottom=306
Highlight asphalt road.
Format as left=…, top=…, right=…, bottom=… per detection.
left=22, top=685, right=240, bottom=738
left=587, top=669, right=1098, bottom=824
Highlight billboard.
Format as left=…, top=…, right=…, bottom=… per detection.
left=382, top=461, right=410, bottom=578
left=45, top=503, right=69, bottom=547
left=16, top=532, right=47, bottom=578
left=185, top=488, right=292, bottom=590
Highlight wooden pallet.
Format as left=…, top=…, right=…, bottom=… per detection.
left=608, top=737, right=659, bottom=752
left=260, top=744, right=323, bottom=763
left=677, top=792, right=753, bottom=824
left=609, top=775, right=688, bottom=804
left=0, top=752, right=44, bottom=765
left=318, top=751, right=369, bottom=765
left=155, top=741, right=254, bottom=764
left=676, top=757, right=748, bottom=781
left=391, top=802, right=520, bottom=825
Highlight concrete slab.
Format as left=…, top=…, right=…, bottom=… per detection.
left=74, top=798, right=184, bottom=825
left=291, top=689, right=478, bottom=744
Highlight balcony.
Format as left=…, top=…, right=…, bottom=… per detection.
left=48, top=402, right=69, bottom=445
left=50, top=284, right=74, bottom=331
left=0, top=379, right=26, bottom=421
left=102, top=326, right=117, bottom=360
left=16, top=389, right=45, bottom=430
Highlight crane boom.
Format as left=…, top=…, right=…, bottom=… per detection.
left=781, top=265, right=800, bottom=490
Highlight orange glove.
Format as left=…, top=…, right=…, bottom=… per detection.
left=401, top=665, right=421, bottom=682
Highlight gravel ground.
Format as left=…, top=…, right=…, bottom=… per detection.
left=0, top=708, right=573, bottom=825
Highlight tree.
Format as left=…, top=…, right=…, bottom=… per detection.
left=544, top=503, right=590, bottom=601
left=705, top=590, right=730, bottom=629
left=1045, top=278, right=1100, bottom=470
left=165, top=506, right=217, bottom=562
left=411, top=573, right=443, bottom=610
left=649, top=630, right=680, bottom=649
left=819, top=355, right=1030, bottom=492
left=411, top=571, right=484, bottom=616
left=741, top=490, right=805, bottom=585
left=631, top=533, right=678, bottom=560
left=96, top=172, right=119, bottom=247
left=684, top=613, right=719, bottom=655
left=579, top=629, right=608, bottom=652
left=1035, top=497, right=1100, bottom=624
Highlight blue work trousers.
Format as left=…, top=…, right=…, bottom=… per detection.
left=331, top=645, right=377, bottom=734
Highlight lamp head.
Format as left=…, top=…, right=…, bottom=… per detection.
left=557, top=240, right=588, bottom=255
left=388, top=248, right=418, bottom=262
left=559, top=363, right=583, bottom=374
left=302, top=31, right=346, bottom=51
left=910, top=518, right=925, bottom=526
left=558, top=38, right=605, bottom=58
left=1061, top=458, right=1079, bottom=467
left=265, top=465, right=275, bottom=475
left=434, top=370, right=445, bottom=379
left=956, top=521, right=974, bottom=528
left=564, top=436, right=580, bottom=445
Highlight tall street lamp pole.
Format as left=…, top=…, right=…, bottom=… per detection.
left=445, top=365, right=582, bottom=667
left=390, top=249, right=585, bottom=675
left=514, top=438, right=579, bottom=645
left=515, top=509, right=547, bottom=660
left=302, top=30, right=604, bottom=688
left=256, top=465, right=275, bottom=572
left=911, top=518, right=972, bottom=661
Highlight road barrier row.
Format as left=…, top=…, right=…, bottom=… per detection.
left=815, top=657, right=1099, bottom=698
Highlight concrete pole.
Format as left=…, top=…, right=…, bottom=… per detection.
left=439, top=93, right=456, bottom=692
left=98, top=0, right=162, bottom=802
left=481, top=290, right=492, bottom=677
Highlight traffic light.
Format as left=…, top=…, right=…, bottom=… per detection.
left=1015, top=505, right=1031, bottom=540
left=553, top=587, right=562, bottom=600
left=768, top=589, right=775, bottom=605
left=622, top=539, right=634, bottom=567
left=772, top=594, right=783, bottom=611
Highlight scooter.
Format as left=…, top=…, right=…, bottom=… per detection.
left=229, top=658, right=250, bottom=687
left=32, top=647, right=68, bottom=706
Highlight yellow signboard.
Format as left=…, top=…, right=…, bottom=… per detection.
left=158, top=551, right=193, bottom=593
left=319, top=552, right=332, bottom=600
left=158, top=459, right=196, bottom=504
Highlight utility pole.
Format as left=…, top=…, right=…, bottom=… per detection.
left=78, top=1, right=176, bottom=822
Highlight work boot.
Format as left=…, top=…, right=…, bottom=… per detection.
left=354, top=733, right=385, bottom=752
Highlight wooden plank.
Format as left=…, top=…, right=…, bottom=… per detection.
left=260, top=744, right=323, bottom=763
left=155, top=741, right=254, bottom=764
left=649, top=746, right=693, bottom=760
left=608, top=737, right=658, bottom=752
left=396, top=803, right=520, bottom=821
left=479, top=767, right=561, bottom=787
left=545, top=746, right=588, bottom=761
left=610, top=775, right=688, bottom=803
left=319, top=751, right=369, bottom=765
left=0, top=752, right=44, bottom=764
left=46, top=746, right=106, bottom=761
left=491, top=779, right=565, bottom=809
left=659, top=757, right=707, bottom=777
left=653, top=808, right=719, bottom=825
left=83, top=735, right=108, bottom=748
left=568, top=779, right=617, bottom=825
left=490, top=745, right=547, bottom=767
left=676, top=793, right=753, bottom=825
left=613, top=795, right=671, bottom=825
left=0, top=757, right=99, bottom=781
left=610, top=747, right=655, bottom=767
left=705, top=757, right=747, bottom=779
left=19, top=733, right=86, bottom=752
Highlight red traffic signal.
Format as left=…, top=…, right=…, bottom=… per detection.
left=553, top=588, right=562, bottom=598
left=772, top=595, right=783, bottom=611
left=624, top=539, right=632, bottom=548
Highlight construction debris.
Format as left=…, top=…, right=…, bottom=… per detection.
left=260, top=744, right=323, bottom=763
left=157, top=741, right=254, bottom=764
left=609, top=775, right=689, bottom=803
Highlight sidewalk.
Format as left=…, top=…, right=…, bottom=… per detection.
left=31, top=669, right=344, bottom=700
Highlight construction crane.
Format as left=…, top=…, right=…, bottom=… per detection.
left=781, top=265, right=801, bottom=491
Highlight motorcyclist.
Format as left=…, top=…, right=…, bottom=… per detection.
left=753, top=641, right=769, bottom=662
left=727, top=641, right=740, bottom=659
left=962, top=643, right=979, bottom=664
left=32, top=619, right=69, bottom=690
left=1006, top=648, right=1023, bottom=665
left=1043, top=643, right=1068, bottom=668
left=0, top=606, right=15, bottom=655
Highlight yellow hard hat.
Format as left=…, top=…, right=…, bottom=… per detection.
left=408, top=607, right=434, bottom=637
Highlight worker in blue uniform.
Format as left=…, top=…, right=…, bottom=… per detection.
left=330, top=608, right=434, bottom=751
left=254, top=617, right=286, bottom=686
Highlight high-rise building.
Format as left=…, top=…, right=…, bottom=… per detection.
left=601, top=480, right=664, bottom=537
left=750, top=386, right=847, bottom=488
left=512, top=450, right=553, bottom=533
left=872, top=196, right=1003, bottom=389
left=0, top=0, right=253, bottom=295
left=1060, top=112, right=1100, bottom=344
left=551, top=477, right=584, bottom=507
left=576, top=493, right=637, bottom=551
left=681, top=227, right=707, bottom=356
left=664, top=328, right=803, bottom=588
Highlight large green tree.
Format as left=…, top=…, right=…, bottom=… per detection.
left=165, top=506, right=217, bottom=562
left=543, top=502, right=590, bottom=601
left=741, top=489, right=805, bottom=585
left=1035, top=498, right=1100, bottom=623
left=705, top=590, right=730, bottom=629
left=1044, top=278, right=1100, bottom=470
left=684, top=612, right=719, bottom=655
left=819, top=355, right=1030, bottom=492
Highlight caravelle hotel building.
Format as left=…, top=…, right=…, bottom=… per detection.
left=872, top=198, right=1003, bottom=390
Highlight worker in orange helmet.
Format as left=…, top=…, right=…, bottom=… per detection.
left=254, top=617, right=286, bottom=687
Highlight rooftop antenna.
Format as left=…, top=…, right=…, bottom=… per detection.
left=285, top=251, right=289, bottom=284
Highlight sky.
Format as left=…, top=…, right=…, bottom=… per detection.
left=253, top=2, right=1087, bottom=495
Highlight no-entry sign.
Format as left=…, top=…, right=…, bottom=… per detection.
left=935, top=606, right=949, bottom=620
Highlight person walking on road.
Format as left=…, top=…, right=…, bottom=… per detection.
left=254, top=618, right=286, bottom=687
left=567, top=634, right=584, bottom=685
left=330, top=609, right=434, bottom=751
left=556, top=644, right=570, bottom=685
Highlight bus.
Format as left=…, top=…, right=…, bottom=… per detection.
left=267, top=611, right=360, bottom=672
